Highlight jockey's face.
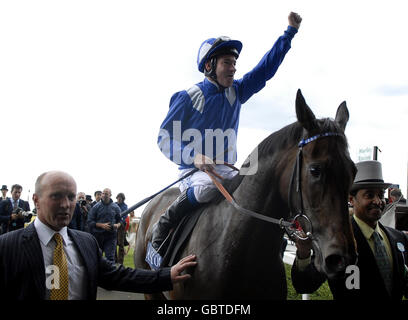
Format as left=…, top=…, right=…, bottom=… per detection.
left=215, top=54, right=236, bottom=88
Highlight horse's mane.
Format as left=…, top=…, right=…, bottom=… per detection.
left=257, top=121, right=304, bottom=158
left=214, top=117, right=352, bottom=204
left=257, top=117, right=350, bottom=157
left=257, top=117, right=349, bottom=160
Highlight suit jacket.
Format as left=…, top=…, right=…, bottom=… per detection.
left=0, top=198, right=31, bottom=233
left=68, top=203, right=85, bottom=231
left=291, top=218, right=408, bottom=300
left=0, top=223, right=173, bottom=300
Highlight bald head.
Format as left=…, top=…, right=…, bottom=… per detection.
left=35, top=171, right=76, bottom=196
left=102, top=188, right=112, bottom=204
left=33, top=171, right=77, bottom=231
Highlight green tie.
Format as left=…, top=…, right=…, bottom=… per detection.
left=372, top=231, right=393, bottom=295
left=50, top=233, right=69, bottom=300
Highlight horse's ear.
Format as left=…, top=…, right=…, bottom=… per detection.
left=335, top=101, right=349, bottom=131
left=296, top=89, right=317, bottom=132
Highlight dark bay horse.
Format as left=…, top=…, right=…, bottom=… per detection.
left=134, top=89, right=357, bottom=299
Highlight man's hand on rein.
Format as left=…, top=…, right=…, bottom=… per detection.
left=294, top=230, right=313, bottom=259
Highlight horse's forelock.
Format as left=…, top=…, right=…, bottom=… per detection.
left=314, top=118, right=354, bottom=196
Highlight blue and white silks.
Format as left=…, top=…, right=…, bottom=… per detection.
left=157, top=26, right=298, bottom=203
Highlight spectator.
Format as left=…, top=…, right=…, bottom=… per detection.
left=0, top=185, right=8, bottom=233
left=79, top=192, right=91, bottom=231
left=69, top=192, right=83, bottom=231
left=86, top=195, right=93, bottom=206
left=77, top=192, right=85, bottom=201
left=381, top=188, right=406, bottom=229
left=291, top=161, right=408, bottom=300
left=115, top=193, right=128, bottom=264
left=390, top=188, right=406, bottom=205
left=1, top=185, right=9, bottom=201
left=152, top=12, right=302, bottom=255
left=87, top=188, right=121, bottom=262
left=126, top=211, right=139, bottom=255
left=115, top=193, right=128, bottom=222
left=68, top=193, right=90, bottom=232
left=91, top=190, right=102, bottom=207
left=0, top=184, right=30, bottom=234
left=125, top=210, right=134, bottom=233
left=0, top=170, right=196, bottom=300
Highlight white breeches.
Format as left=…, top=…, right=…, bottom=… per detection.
left=178, top=165, right=239, bottom=203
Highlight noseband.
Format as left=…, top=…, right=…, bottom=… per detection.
left=205, top=132, right=342, bottom=241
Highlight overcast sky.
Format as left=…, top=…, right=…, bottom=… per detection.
left=1, top=0, right=407, bottom=213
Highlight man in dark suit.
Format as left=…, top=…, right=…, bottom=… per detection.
left=0, top=184, right=31, bottom=234
left=0, top=185, right=9, bottom=201
left=291, top=161, right=408, bottom=300
left=0, top=171, right=196, bottom=300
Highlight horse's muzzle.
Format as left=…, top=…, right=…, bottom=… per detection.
left=324, top=249, right=358, bottom=280
left=325, top=254, right=347, bottom=278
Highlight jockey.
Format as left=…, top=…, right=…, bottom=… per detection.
left=153, top=12, right=302, bottom=254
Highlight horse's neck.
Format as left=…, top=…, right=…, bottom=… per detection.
left=232, top=154, right=291, bottom=217
left=216, top=158, right=289, bottom=244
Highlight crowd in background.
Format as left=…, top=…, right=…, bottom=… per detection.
left=0, top=184, right=139, bottom=265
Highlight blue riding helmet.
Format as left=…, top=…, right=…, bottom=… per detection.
left=197, top=36, right=243, bottom=73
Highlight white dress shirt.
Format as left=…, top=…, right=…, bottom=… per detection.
left=34, top=218, right=88, bottom=299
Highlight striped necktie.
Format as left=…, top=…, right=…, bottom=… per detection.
left=50, top=233, right=69, bottom=300
left=372, top=231, right=393, bottom=295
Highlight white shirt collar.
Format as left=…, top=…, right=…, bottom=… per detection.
left=34, top=217, right=69, bottom=247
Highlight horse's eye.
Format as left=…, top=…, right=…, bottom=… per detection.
left=310, top=165, right=321, bottom=178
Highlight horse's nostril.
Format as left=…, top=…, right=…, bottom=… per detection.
left=325, top=254, right=346, bottom=273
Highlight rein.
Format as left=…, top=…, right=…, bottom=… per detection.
left=205, top=169, right=294, bottom=228
left=206, top=132, right=342, bottom=241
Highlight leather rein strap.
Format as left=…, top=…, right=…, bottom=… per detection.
left=205, top=132, right=342, bottom=239
left=204, top=167, right=294, bottom=229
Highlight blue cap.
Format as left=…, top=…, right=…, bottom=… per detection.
left=197, top=36, right=242, bottom=73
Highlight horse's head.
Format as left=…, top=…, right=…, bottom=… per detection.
left=290, top=89, right=357, bottom=279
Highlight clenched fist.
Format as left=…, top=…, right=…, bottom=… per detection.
left=288, top=12, right=302, bottom=30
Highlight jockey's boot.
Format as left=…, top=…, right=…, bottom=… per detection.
left=151, top=189, right=198, bottom=256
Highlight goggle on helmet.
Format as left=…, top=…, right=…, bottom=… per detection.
left=197, top=36, right=243, bottom=73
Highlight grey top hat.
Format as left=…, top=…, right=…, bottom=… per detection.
left=1, top=185, right=7, bottom=191
left=351, top=160, right=392, bottom=191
